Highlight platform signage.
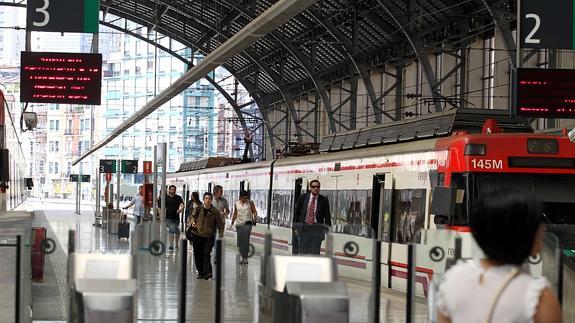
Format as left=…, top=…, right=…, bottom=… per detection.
left=121, top=160, right=138, bottom=174
left=143, top=183, right=153, bottom=208
left=99, top=159, right=116, bottom=173
left=26, top=0, right=99, bottom=33
left=513, top=68, right=575, bottom=118
left=520, top=0, right=574, bottom=49
left=20, top=51, right=102, bottom=105
left=143, top=161, right=152, bottom=174
left=69, top=174, right=90, bottom=182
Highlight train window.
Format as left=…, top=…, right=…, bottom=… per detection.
left=472, top=173, right=575, bottom=224
left=328, top=189, right=371, bottom=237
left=272, top=190, right=294, bottom=227
left=390, top=189, right=426, bottom=244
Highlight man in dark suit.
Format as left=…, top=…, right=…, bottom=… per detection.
left=293, top=180, right=331, bottom=254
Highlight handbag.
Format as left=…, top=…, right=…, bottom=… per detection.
left=185, top=224, right=196, bottom=241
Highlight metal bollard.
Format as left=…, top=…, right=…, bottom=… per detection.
left=178, top=239, right=188, bottom=323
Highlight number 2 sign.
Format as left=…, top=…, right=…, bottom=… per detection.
left=520, top=0, right=574, bottom=49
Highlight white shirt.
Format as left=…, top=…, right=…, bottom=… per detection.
left=437, top=259, right=549, bottom=323
left=132, top=194, right=144, bottom=217
left=234, top=200, right=253, bottom=225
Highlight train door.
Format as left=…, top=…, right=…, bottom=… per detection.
left=293, top=177, right=308, bottom=214
left=371, top=173, right=394, bottom=288
left=293, top=178, right=307, bottom=204
left=240, top=180, right=250, bottom=194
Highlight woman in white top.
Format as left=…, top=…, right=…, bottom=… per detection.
left=437, top=188, right=561, bottom=323
left=230, top=190, right=257, bottom=264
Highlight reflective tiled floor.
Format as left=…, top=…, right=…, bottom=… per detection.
left=23, top=198, right=427, bottom=322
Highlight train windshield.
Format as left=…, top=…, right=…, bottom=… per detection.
left=472, top=173, right=575, bottom=224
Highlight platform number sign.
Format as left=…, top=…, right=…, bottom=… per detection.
left=27, top=0, right=99, bottom=33
left=121, top=160, right=138, bottom=174
left=520, top=0, right=575, bottom=49
left=99, top=159, right=116, bottom=173
left=70, top=174, right=90, bottom=182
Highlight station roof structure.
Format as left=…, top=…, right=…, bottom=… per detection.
left=98, top=0, right=513, bottom=111
left=0, top=0, right=517, bottom=163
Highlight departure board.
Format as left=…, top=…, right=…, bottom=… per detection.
left=514, top=68, right=575, bottom=118
left=20, top=51, right=102, bottom=105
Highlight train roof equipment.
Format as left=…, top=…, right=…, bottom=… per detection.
left=177, top=157, right=241, bottom=172
left=320, top=108, right=533, bottom=153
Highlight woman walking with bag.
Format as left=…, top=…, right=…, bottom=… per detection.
left=230, top=190, right=257, bottom=265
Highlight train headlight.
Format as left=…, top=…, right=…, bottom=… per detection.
left=464, top=144, right=486, bottom=156
left=527, top=138, right=558, bottom=154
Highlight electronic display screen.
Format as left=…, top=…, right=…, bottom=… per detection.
left=20, top=51, right=102, bottom=105
left=514, top=68, right=575, bottom=118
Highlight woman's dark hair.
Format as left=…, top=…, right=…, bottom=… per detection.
left=203, top=192, right=213, bottom=199
left=191, top=191, right=200, bottom=203
left=470, top=187, right=542, bottom=265
left=239, top=190, right=250, bottom=198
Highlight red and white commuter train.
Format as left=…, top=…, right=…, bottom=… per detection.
left=168, top=109, right=575, bottom=297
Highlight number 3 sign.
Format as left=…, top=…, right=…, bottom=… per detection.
left=26, top=0, right=99, bottom=33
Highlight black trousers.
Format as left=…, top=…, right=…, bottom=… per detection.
left=292, top=225, right=325, bottom=255
left=191, top=234, right=215, bottom=275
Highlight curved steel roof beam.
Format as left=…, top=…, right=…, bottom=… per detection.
left=214, top=0, right=337, bottom=134
left=74, top=0, right=319, bottom=165
left=375, top=0, right=445, bottom=112
left=476, top=0, right=517, bottom=68
left=100, top=19, right=250, bottom=130
left=307, top=9, right=397, bottom=123
left=102, top=3, right=302, bottom=140
left=102, top=19, right=272, bottom=154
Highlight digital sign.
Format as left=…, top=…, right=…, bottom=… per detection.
left=20, top=51, right=102, bottom=105
left=513, top=68, right=575, bottom=118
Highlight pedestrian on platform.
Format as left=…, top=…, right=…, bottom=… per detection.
left=185, top=191, right=201, bottom=222
left=436, top=188, right=562, bottom=323
left=230, top=190, right=257, bottom=264
left=187, top=192, right=225, bottom=280
left=293, top=179, right=331, bottom=255
left=123, top=185, right=144, bottom=224
left=213, top=185, right=230, bottom=220
left=164, top=185, right=184, bottom=252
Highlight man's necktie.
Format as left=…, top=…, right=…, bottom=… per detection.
left=306, top=196, right=316, bottom=224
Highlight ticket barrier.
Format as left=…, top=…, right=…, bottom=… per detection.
left=101, top=207, right=108, bottom=230
left=69, top=253, right=137, bottom=323
left=0, top=212, right=33, bottom=323
left=106, top=209, right=121, bottom=235
left=137, top=221, right=152, bottom=250
left=541, top=225, right=575, bottom=322
left=259, top=254, right=349, bottom=323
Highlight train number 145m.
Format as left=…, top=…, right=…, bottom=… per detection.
left=470, top=158, right=503, bottom=170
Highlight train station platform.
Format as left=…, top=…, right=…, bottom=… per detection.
left=17, top=198, right=428, bottom=322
